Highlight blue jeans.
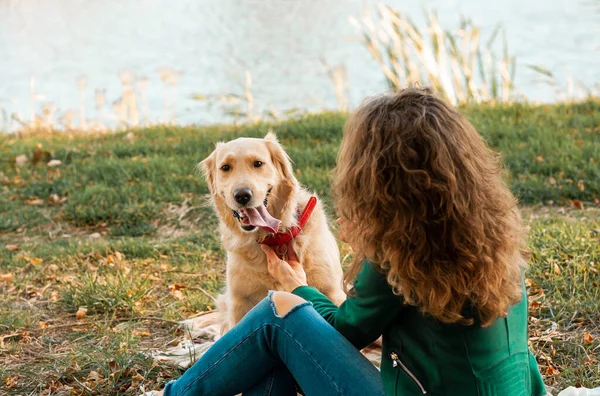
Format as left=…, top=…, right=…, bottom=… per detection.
left=163, top=292, right=385, bottom=396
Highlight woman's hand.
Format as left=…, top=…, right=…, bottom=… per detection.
left=260, top=242, right=307, bottom=292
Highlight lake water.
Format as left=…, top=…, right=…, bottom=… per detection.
left=0, top=0, right=599, bottom=129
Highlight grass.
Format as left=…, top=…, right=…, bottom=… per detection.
left=523, top=207, right=600, bottom=388
left=0, top=100, right=599, bottom=394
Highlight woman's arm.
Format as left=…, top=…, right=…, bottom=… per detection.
left=292, top=261, right=404, bottom=350
left=261, top=243, right=404, bottom=350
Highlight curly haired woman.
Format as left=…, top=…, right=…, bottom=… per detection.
left=156, top=87, right=547, bottom=396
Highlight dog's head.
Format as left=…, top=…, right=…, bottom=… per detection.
left=201, top=132, right=298, bottom=233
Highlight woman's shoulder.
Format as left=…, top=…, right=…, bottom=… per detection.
left=355, top=260, right=391, bottom=288
left=358, top=259, right=389, bottom=277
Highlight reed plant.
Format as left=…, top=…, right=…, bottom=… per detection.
left=1, top=69, right=179, bottom=135
left=322, top=61, right=350, bottom=112
left=192, top=70, right=305, bottom=125
left=350, top=3, right=518, bottom=104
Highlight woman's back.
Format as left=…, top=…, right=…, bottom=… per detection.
left=382, top=282, right=545, bottom=395
left=294, top=260, right=547, bottom=395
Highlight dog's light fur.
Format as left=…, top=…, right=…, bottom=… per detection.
left=201, top=132, right=345, bottom=331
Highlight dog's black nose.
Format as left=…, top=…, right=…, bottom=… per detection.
left=233, top=188, right=252, bottom=205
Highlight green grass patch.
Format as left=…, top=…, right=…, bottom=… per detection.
left=523, top=207, right=600, bottom=389
left=61, top=273, right=153, bottom=316
left=1, top=101, right=599, bottom=237
left=0, top=102, right=599, bottom=393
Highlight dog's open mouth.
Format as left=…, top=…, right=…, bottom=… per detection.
left=232, top=189, right=281, bottom=233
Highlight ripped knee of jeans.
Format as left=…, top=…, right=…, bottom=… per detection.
left=269, top=291, right=310, bottom=318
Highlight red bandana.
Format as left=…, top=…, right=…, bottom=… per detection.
left=258, top=196, right=317, bottom=247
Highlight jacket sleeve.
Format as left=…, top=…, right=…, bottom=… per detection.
left=292, top=261, right=405, bottom=349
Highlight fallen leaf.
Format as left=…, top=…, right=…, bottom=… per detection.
left=545, top=365, right=560, bottom=376
left=524, top=278, right=537, bottom=288
left=5, top=374, right=20, bottom=389
left=76, top=307, right=88, bottom=320
left=43, top=380, right=64, bottom=394
left=168, top=284, right=186, bottom=292
left=47, top=159, right=62, bottom=167
left=108, top=360, right=119, bottom=372
left=32, top=148, right=47, bottom=164
left=40, top=381, right=67, bottom=396
left=535, top=155, right=544, bottom=163
left=38, top=321, right=49, bottom=329
left=594, top=197, right=600, bottom=205
left=29, top=257, right=44, bottom=266
left=529, top=301, right=541, bottom=316
left=171, top=290, right=184, bottom=300
left=547, top=177, right=556, bottom=186
left=570, top=200, right=584, bottom=210
left=584, top=332, right=594, bottom=344
left=132, top=329, right=151, bottom=337
left=6, top=244, right=19, bottom=252
left=131, top=373, right=144, bottom=381
left=160, top=263, right=172, bottom=271
left=584, top=355, right=597, bottom=365
left=50, top=290, right=59, bottom=302
left=87, top=370, right=102, bottom=381
left=1, top=273, right=14, bottom=282
left=577, top=180, right=585, bottom=192
left=48, top=194, right=67, bottom=205
left=18, top=331, right=31, bottom=344
left=25, top=197, right=44, bottom=206
left=14, top=155, right=28, bottom=167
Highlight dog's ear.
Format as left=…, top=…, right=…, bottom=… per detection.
left=264, top=132, right=299, bottom=220
left=264, top=132, right=296, bottom=183
left=198, top=142, right=223, bottom=194
left=264, top=130, right=278, bottom=143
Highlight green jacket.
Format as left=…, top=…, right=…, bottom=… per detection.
left=292, top=261, right=547, bottom=396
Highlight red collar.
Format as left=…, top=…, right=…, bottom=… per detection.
left=258, top=196, right=317, bottom=247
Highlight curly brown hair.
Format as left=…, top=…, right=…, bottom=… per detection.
left=334, top=87, right=525, bottom=326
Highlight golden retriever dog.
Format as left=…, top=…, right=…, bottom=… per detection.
left=201, top=132, right=345, bottom=331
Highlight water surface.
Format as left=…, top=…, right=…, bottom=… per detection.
left=0, top=0, right=598, bottom=128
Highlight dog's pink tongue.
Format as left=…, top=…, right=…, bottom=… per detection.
left=244, top=205, right=281, bottom=233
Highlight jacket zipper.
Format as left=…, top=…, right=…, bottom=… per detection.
left=390, top=351, right=427, bottom=394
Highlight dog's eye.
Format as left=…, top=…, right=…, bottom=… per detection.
left=220, top=164, right=231, bottom=172
left=253, top=161, right=263, bottom=168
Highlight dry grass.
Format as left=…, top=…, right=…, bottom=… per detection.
left=352, top=3, right=519, bottom=104
left=523, top=206, right=600, bottom=390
